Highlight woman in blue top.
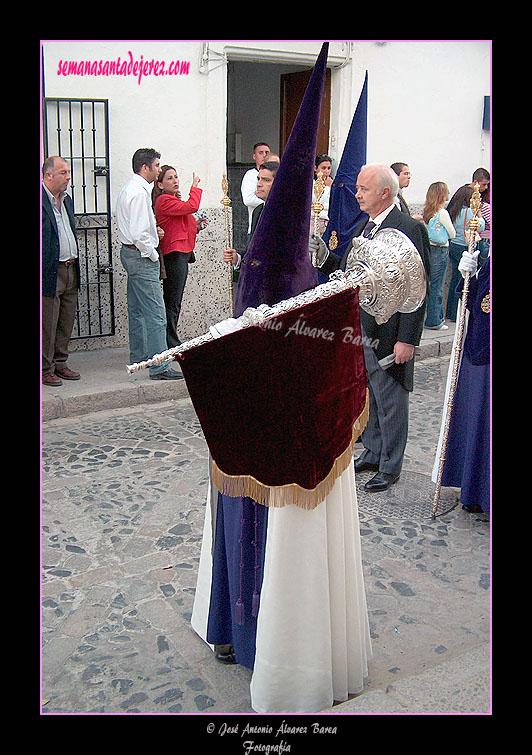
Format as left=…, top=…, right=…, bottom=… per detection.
left=423, top=181, right=456, bottom=330
left=445, top=185, right=486, bottom=321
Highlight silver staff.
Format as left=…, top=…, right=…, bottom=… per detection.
left=431, top=183, right=483, bottom=519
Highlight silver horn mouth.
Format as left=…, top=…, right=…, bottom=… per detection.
left=345, top=228, right=426, bottom=324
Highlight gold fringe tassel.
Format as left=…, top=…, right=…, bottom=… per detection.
left=211, top=389, right=369, bottom=510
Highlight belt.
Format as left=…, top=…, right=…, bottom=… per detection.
left=59, top=258, right=77, bottom=266
left=123, top=243, right=139, bottom=250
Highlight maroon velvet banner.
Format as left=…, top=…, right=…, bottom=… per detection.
left=177, top=288, right=367, bottom=501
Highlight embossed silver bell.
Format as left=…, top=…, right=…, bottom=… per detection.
left=339, top=228, right=427, bottom=324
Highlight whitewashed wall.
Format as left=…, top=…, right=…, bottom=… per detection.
left=42, top=40, right=232, bottom=347
left=41, top=39, right=490, bottom=349
left=346, top=40, right=491, bottom=207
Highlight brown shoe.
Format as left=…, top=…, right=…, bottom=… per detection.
left=55, top=366, right=80, bottom=380
left=43, top=373, right=62, bottom=386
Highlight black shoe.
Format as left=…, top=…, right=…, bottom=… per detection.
left=364, top=471, right=400, bottom=492
left=354, top=456, right=379, bottom=473
left=214, top=645, right=237, bottom=664
left=149, top=369, right=183, bottom=380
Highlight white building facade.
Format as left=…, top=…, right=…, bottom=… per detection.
left=41, top=39, right=491, bottom=349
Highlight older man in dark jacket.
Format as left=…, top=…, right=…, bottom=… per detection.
left=311, top=163, right=430, bottom=492
left=42, top=156, right=80, bottom=386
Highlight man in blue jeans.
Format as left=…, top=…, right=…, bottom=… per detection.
left=116, top=148, right=182, bottom=380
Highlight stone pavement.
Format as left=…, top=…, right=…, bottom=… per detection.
left=41, top=321, right=491, bottom=717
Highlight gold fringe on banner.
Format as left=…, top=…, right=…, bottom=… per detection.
left=211, top=389, right=369, bottom=510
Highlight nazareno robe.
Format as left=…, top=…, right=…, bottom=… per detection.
left=178, top=288, right=373, bottom=712
left=433, top=257, right=490, bottom=513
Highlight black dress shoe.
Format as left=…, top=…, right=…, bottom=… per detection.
left=354, top=456, right=379, bottom=473
left=462, top=504, right=484, bottom=513
left=214, top=645, right=237, bottom=664
left=364, top=471, right=400, bottom=492
left=149, top=368, right=184, bottom=380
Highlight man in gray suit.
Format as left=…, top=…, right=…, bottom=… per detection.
left=310, top=163, right=430, bottom=492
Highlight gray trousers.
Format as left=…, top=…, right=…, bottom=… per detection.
left=359, top=343, right=409, bottom=477
left=42, top=262, right=78, bottom=375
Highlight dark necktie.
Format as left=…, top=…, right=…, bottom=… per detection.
left=362, top=221, right=376, bottom=238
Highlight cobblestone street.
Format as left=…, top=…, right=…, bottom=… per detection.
left=41, top=356, right=490, bottom=715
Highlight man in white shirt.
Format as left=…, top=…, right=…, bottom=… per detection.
left=240, top=142, right=271, bottom=235
left=117, top=148, right=181, bottom=380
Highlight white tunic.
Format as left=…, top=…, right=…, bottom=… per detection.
left=191, top=463, right=372, bottom=713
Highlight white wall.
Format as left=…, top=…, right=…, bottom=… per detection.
left=42, top=41, right=223, bottom=208
left=346, top=40, right=491, bottom=205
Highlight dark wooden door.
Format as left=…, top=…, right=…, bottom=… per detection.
left=280, top=68, right=331, bottom=156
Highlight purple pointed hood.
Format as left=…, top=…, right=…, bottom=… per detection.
left=234, top=42, right=329, bottom=317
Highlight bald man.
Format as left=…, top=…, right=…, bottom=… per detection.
left=42, top=156, right=81, bottom=386
left=311, top=163, right=430, bottom=492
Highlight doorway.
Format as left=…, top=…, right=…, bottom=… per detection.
left=280, top=68, right=331, bottom=156
left=226, top=60, right=331, bottom=255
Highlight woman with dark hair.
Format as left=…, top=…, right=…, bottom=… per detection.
left=422, top=181, right=456, bottom=330
left=445, top=185, right=485, bottom=322
left=152, top=165, right=207, bottom=347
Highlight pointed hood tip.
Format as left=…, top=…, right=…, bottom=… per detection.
left=234, top=42, right=330, bottom=316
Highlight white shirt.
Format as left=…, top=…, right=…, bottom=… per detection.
left=116, top=174, right=159, bottom=262
left=43, top=183, right=78, bottom=262
left=366, top=203, right=397, bottom=236
left=241, top=167, right=264, bottom=233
